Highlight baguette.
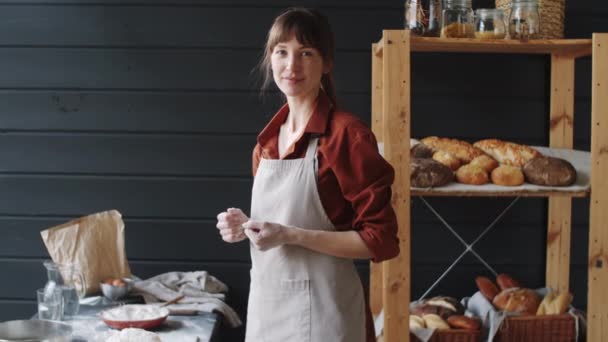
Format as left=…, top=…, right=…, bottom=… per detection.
left=447, top=315, right=481, bottom=330
left=496, top=273, right=521, bottom=290
left=475, top=276, right=500, bottom=302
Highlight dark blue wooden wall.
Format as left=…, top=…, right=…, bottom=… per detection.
left=0, top=0, right=606, bottom=340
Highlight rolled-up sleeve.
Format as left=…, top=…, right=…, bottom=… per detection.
left=331, top=128, right=400, bottom=262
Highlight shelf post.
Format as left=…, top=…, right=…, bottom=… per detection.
left=381, top=29, right=411, bottom=342
left=588, top=32, right=608, bottom=342
left=370, top=42, right=384, bottom=317
left=546, top=53, right=575, bottom=294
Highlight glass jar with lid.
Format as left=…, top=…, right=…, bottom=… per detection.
left=509, top=0, right=541, bottom=40
left=474, top=9, right=507, bottom=39
left=404, top=0, right=442, bottom=37
left=441, top=0, right=475, bottom=38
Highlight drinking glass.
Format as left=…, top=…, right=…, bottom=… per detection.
left=37, top=287, right=64, bottom=321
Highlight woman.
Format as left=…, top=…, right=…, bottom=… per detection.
left=216, top=7, right=399, bottom=342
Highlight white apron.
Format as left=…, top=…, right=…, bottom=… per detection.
left=245, top=136, right=366, bottom=342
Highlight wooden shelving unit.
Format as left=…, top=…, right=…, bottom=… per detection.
left=369, top=32, right=608, bottom=342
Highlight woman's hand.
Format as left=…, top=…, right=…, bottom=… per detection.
left=243, top=220, right=290, bottom=251
left=216, top=208, right=249, bottom=243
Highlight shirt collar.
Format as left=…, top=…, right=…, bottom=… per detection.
left=257, top=91, right=332, bottom=147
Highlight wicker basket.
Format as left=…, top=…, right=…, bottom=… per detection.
left=411, top=329, right=482, bottom=342
left=496, top=0, right=565, bottom=39
left=494, top=314, right=576, bottom=342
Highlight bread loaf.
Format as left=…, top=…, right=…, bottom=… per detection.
left=456, top=164, right=489, bottom=185
left=523, top=156, right=577, bottom=186
left=475, top=276, right=500, bottom=302
left=433, top=151, right=462, bottom=171
left=411, top=158, right=454, bottom=188
left=536, top=291, right=572, bottom=315
left=469, top=154, right=499, bottom=173
left=474, top=139, right=541, bottom=167
left=422, top=314, right=450, bottom=330
left=411, top=142, right=435, bottom=158
left=411, top=296, right=465, bottom=320
left=410, top=315, right=426, bottom=329
left=496, top=273, right=521, bottom=290
left=491, top=165, right=525, bottom=186
left=447, top=315, right=481, bottom=330
left=492, top=288, right=541, bottom=315
left=421, top=136, right=485, bottom=163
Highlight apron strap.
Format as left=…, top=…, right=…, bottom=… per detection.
left=305, top=134, right=320, bottom=175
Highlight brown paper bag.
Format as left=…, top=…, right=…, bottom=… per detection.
left=40, top=209, right=131, bottom=295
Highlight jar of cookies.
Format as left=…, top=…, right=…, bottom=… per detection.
left=441, top=0, right=475, bottom=38
left=474, top=9, right=507, bottom=39
left=509, top=0, right=541, bottom=40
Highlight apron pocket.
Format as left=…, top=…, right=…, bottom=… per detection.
left=259, top=279, right=311, bottom=342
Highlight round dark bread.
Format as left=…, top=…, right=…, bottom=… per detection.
left=523, top=156, right=577, bottom=186
left=411, top=143, right=435, bottom=158
left=411, top=158, right=454, bottom=188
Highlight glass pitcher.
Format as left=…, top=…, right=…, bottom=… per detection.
left=43, top=261, right=87, bottom=317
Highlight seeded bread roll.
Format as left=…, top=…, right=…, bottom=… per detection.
left=469, top=154, right=499, bottom=173
left=421, top=136, right=485, bottom=163
left=474, top=139, right=541, bottom=167
left=411, top=158, right=454, bottom=188
left=433, top=151, right=462, bottom=171
left=523, top=156, right=577, bottom=186
left=491, top=165, right=525, bottom=186
left=456, top=164, right=489, bottom=185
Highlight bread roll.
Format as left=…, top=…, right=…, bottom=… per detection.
left=474, top=139, right=541, bottom=167
left=411, top=158, right=454, bottom=188
left=433, top=151, right=462, bottom=171
left=456, top=164, right=489, bottom=185
left=523, top=156, right=577, bottom=186
left=491, top=165, right=525, bottom=186
left=469, top=154, right=499, bottom=172
left=475, top=276, right=500, bottom=302
left=496, top=273, right=521, bottom=291
left=447, top=315, right=481, bottom=330
left=411, top=143, right=435, bottom=158
left=410, top=315, right=426, bottom=329
left=492, top=288, right=541, bottom=315
left=422, top=314, right=450, bottom=330
left=421, top=136, right=485, bottom=163
left=536, top=291, right=572, bottom=315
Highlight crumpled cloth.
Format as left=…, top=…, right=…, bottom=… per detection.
left=132, top=271, right=242, bottom=327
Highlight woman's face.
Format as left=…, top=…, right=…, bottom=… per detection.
left=270, top=35, right=330, bottom=101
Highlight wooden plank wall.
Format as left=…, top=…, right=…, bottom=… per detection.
left=0, top=0, right=606, bottom=340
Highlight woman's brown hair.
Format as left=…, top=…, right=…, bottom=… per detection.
left=258, top=8, right=337, bottom=108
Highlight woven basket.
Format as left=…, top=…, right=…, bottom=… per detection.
left=494, top=314, right=576, bottom=342
left=411, top=329, right=482, bottom=342
left=496, top=0, right=565, bottom=39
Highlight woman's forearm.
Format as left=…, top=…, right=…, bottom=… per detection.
left=284, top=227, right=373, bottom=260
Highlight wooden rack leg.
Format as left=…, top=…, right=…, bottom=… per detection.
left=381, top=29, right=411, bottom=342
left=370, top=42, right=384, bottom=318
left=546, top=54, right=575, bottom=294
left=588, top=32, right=608, bottom=342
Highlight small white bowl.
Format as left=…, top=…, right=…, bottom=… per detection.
left=100, top=278, right=133, bottom=301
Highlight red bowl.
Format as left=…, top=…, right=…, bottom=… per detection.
left=100, top=305, right=169, bottom=330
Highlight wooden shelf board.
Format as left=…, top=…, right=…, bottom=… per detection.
left=412, top=188, right=590, bottom=197
left=375, top=34, right=592, bottom=57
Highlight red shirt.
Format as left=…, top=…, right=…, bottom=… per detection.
left=252, top=92, right=400, bottom=342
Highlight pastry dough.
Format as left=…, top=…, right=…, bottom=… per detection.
left=473, top=139, right=541, bottom=167
left=421, top=136, right=485, bottom=163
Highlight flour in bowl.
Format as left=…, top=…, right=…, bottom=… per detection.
left=105, top=328, right=161, bottom=342
left=101, top=305, right=169, bottom=321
